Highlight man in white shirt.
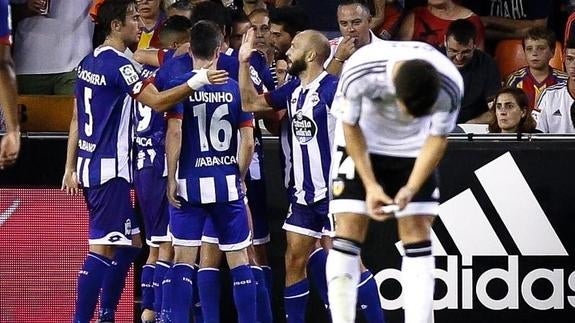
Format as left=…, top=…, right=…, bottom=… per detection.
left=325, top=0, right=384, bottom=76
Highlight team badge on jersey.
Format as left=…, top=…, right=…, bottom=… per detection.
left=332, top=178, right=345, bottom=197
left=119, top=64, right=139, bottom=85
left=292, top=110, right=317, bottom=144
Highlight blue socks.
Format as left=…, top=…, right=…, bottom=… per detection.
left=191, top=265, right=203, bottom=323
left=358, top=270, right=386, bottom=323
left=141, top=264, right=155, bottom=312
left=284, top=279, right=310, bottom=323
left=153, top=261, right=171, bottom=315
left=252, top=266, right=273, bottom=323
left=198, top=267, right=221, bottom=323
left=73, top=252, right=111, bottom=323
left=231, top=265, right=257, bottom=323
left=160, top=263, right=174, bottom=322
left=171, top=263, right=194, bottom=323
left=99, top=247, right=140, bottom=321
left=261, top=265, right=273, bottom=301
left=307, top=248, right=329, bottom=308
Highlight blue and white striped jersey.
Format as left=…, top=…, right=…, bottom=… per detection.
left=265, top=71, right=338, bottom=205
left=167, top=72, right=254, bottom=204
left=133, top=63, right=168, bottom=174
left=75, top=46, right=148, bottom=187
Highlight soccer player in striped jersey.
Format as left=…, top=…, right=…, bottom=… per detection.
left=164, top=20, right=257, bottom=323
left=131, top=14, right=192, bottom=323
left=61, top=2, right=228, bottom=322
left=239, top=28, right=338, bottom=322
left=326, top=41, right=463, bottom=323
left=0, top=0, right=19, bottom=170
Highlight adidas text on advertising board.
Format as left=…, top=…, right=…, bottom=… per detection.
left=373, top=153, right=575, bottom=311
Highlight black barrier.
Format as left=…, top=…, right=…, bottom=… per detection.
left=2, top=134, right=575, bottom=322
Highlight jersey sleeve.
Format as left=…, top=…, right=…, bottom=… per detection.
left=112, top=58, right=150, bottom=98
left=335, top=58, right=388, bottom=125
left=428, top=73, right=463, bottom=135
left=264, top=79, right=298, bottom=111
left=0, top=0, right=10, bottom=46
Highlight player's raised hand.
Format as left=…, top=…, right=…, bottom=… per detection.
left=365, top=183, right=394, bottom=221
left=238, top=27, right=256, bottom=63
left=167, top=178, right=181, bottom=209
left=61, top=168, right=80, bottom=195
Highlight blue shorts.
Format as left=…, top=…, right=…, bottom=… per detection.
left=283, top=198, right=333, bottom=238
left=170, top=198, right=251, bottom=251
left=134, top=167, right=170, bottom=246
left=246, top=179, right=269, bottom=245
left=83, top=178, right=138, bottom=246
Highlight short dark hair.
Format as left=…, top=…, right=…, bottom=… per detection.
left=160, top=15, right=192, bottom=45
left=269, top=6, right=309, bottom=38
left=189, top=20, right=223, bottom=60
left=488, top=87, right=537, bottom=133
left=338, top=0, right=371, bottom=15
left=446, top=19, right=477, bottom=45
left=159, top=15, right=193, bottom=40
left=565, top=38, right=575, bottom=50
left=168, top=0, right=193, bottom=12
left=190, top=1, right=230, bottom=33
left=97, top=0, right=135, bottom=36
left=394, top=59, right=440, bottom=118
left=523, top=26, right=556, bottom=52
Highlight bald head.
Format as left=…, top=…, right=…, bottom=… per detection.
left=296, top=30, right=330, bottom=64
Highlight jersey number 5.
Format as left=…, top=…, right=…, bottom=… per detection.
left=193, top=103, right=232, bottom=152
left=83, top=88, right=94, bottom=136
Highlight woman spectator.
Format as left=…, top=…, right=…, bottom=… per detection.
left=488, top=87, right=540, bottom=133
left=397, top=0, right=485, bottom=50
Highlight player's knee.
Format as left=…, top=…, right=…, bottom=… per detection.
left=284, top=249, right=308, bottom=270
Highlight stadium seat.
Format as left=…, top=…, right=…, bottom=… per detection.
left=494, top=39, right=564, bottom=81
left=17, top=95, right=74, bottom=132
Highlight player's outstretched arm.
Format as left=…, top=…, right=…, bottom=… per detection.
left=133, top=48, right=161, bottom=67
left=137, top=69, right=229, bottom=112
left=165, top=117, right=182, bottom=209
left=0, top=44, right=20, bottom=169
left=343, top=122, right=394, bottom=220
left=395, top=135, right=448, bottom=209
left=62, top=105, right=80, bottom=195
left=238, top=28, right=273, bottom=112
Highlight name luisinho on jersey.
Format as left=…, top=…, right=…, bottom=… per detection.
left=189, top=91, right=233, bottom=103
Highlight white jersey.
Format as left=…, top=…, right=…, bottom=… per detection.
left=534, top=83, right=575, bottom=133
left=333, top=41, right=464, bottom=158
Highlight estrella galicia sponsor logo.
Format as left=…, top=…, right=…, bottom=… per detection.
left=292, top=110, right=317, bottom=144
left=374, top=153, right=574, bottom=311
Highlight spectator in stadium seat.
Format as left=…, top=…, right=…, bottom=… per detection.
left=460, top=0, right=551, bottom=52
left=0, top=0, right=19, bottom=169
left=488, top=87, right=539, bottom=133
left=397, top=0, right=485, bottom=50
left=12, top=0, right=93, bottom=95
left=505, top=27, right=568, bottom=110
left=444, top=19, right=500, bottom=124
left=535, top=39, right=575, bottom=133
left=325, top=0, right=384, bottom=77
left=136, top=0, right=167, bottom=49
left=369, top=0, right=405, bottom=40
